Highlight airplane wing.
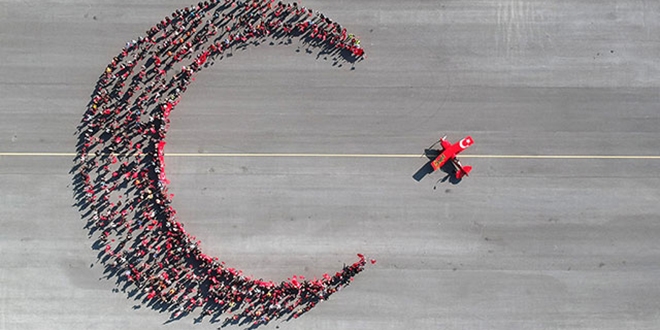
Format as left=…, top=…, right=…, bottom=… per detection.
left=431, top=152, right=451, bottom=171
left=428, top=135, right=473, bottom=175
left=455, top=136, right=474, bottom=153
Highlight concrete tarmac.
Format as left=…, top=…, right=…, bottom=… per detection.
left=1, top=0, right=659, bottom=329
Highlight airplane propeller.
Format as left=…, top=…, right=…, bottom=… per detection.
left=421, top=135, right=447, bottom=158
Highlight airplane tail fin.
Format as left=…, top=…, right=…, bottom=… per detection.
left=456, top=165, right=472, bottom=179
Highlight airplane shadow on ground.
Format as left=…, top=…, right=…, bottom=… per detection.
left=412, top=149, right=463, bottom=186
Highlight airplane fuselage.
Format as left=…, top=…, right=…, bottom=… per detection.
left=430, top=136, right=473, bottom=171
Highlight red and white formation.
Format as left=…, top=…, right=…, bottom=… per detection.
left=74, top=0, right=370, bottom=326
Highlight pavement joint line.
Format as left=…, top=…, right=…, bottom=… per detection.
left=1, top=152, right=660, bottom=159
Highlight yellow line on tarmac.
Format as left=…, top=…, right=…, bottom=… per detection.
left=0, top=152, right=659, bottom=159
left=0, top=152, right=77, bottom=157
left=169, top=153, right=660, bottom=159
left=460, top=155, right=660, bottom=160
left=166, top=153, right=419, bottom=158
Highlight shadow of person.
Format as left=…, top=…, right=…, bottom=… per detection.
left=433, top=170, right=462, bottom=189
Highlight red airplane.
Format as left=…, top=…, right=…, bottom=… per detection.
left=428, top=135, right=474, bottom=179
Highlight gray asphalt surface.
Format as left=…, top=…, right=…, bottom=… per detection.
left=1, top=0, right=660, bottom=329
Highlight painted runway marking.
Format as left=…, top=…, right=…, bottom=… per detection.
left=1, top=152, right=660, bottom=159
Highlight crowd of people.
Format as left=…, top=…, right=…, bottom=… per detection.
left=73, top=0, right=369, bottom=326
